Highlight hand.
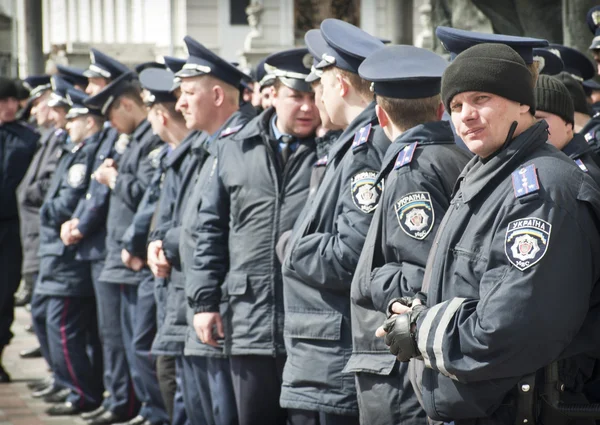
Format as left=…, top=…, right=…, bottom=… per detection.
left=376, top=298, right=422, bottom=337
left=375, top=299, right=425, bottom=362
left=121, top=249, right=144, bottom=271
left=94, top=160, right=118, bottom=186
left=60, top=218, right=83, bottom=246
left=147, top=240, right=171, bottom=278
left=193, top=312, right=224, bottom=347
left=121, top=249, right=132, bottom=267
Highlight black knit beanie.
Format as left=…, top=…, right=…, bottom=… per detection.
left=555, top=72, right=592, bottom=116
left=441, top=43, right=535, bottom=115
left=0, top=77, right=17, bottom=100
left=535, top=74, right=574, bottom=125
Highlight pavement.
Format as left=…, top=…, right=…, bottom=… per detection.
left=0, top=306, right=86, bottom=425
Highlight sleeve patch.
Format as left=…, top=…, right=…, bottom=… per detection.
left=394, top=191, right=434, bottom=240
left=394, top=142, right=418, bottom=169
left=67, top=164, right=87, bottom=188
left=511, top=164, right=540, bottom=198
left=505, top=217, right=551, bottom=271
left=351, top=123, right=372, bottom=151
left=351, top=170, right=382, bottom=213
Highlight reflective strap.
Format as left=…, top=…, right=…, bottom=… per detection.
left=432, top=297, right=466, bottom=381
left=417, top=301, right=446, bottom=368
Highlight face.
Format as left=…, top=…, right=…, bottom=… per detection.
left=147, top=104, right=166, bottom=139
left=319, top=69, right=346, bottom=127
left=591, top=49, right=600, bottom=75
left=449, top=91, right=525, bottom=158
left=86, top=77, right=108, bottom=95
left=49, top=106, right=68, bottom=129
left=261, top=87, right=273, bottom=110
left=31, top=92, right=52, bottom=127
left=272, top=84, right=320, bottom=138
left=66, top=116, right=88, bottom=143
left=591, top=90, right=600, bottom=104
left=176, top=77, right=214, bottom=131
left=311, top=81, right=335, bottom=129
left=534, top=110, right=572, bottom=150
left=0, top=97, right=19, bottom=123
left=108, top=97, right=136, bottom=134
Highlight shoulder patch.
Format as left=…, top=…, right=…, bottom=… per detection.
left=351, top=170, right=383, bottom=213
left=394, top=142, right=418, bottom=169
left=505, top=217, right=551, bottom=271
left=314, top=155, right=328, bottom=167
left=148, top=147, right=163, bottom=169
left=574, top=159, right=588, bottom=173
left=511, top=164, right=540, bottom=198
left=219, top=124, right=243, bottom=138
left=351, top=123, right=372, bottom=151
left=394, top=192, right=434, bottom=240
left=67, top=163, right=87, bottom=188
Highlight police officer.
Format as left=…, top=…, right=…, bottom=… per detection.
left=173, top=36, right=256, bottom=425
left=187, top=46, right=319, bottom=425
left=534, top=74, right=600, bottom=178
left=532, top=48, right=564, bottom=76
left=347, top=45, right=471, bottom=425
left=84, top=71, right=163, bottom=424
left=34, top=87, right=104, bottom=415
left=589, top=5, right=600, bottom=74
left=84, top=48, right=131, bottom=96
left=378, top=43, right=600, bottom=425
left=280, top=20, right=386, bottom=424
left=252, top=57, right=276, bottom=112
left=0, top=77, right=39, bottom=382
left=57, top=64, right=89, bottom=92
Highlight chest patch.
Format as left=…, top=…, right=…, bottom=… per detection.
left=350, top=170, right=382, bottom=213
left=394, top=191, right=434, bottom=240
left=67, top=163, right=87, bottom=188
left=505, top=217, right=551, bottom=271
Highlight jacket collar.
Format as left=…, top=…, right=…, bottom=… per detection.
left=458, top=120, right=550, bottom=203
left=164, top=131, right=195, bottom=168
left=326, top=101, right=378, bottom=163
left=132, top=119, right=151, bottom=142
left=562, top=133, right=591, bottom=160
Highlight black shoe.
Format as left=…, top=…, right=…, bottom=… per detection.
left=45, top=401, right=96, bottom=416
left=81, top=405, right=107, bottom=420
left=113, top=415, right=146, bottom=425
left=32, top=384, right=62, bottom=398
left=27, top=377, right=53, bottom=390
left=43, top=388, right=71, bottom=403
left=88, top=410, right=130, bottom=425
left=0, top=364, right=10, bottom=383
left=20, top=346, right=42, bottom=359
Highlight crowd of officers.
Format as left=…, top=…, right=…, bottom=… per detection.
left=1, top=7, right=600, bottom=425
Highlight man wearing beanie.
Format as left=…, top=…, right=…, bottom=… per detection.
left=535, top=74, right=600, bottom=182
left=377, top=43, right=600, bottom=424
left=556, top=72, right=593, bottom=133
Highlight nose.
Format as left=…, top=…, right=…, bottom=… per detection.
left=460, top=102, right=477, bottom=122
left=299, top=99, right=312, bottom=112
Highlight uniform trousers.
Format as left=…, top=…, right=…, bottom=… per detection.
left=0, top=224, right=22, bottom=350
left=230, top=354, right=287, bottom=425
left=288, top=410, right=359, bottom=425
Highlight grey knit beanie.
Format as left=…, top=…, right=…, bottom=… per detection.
left=535, top=74, right=574, bottom=124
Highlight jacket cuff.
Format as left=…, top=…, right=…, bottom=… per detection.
left=190, top=301, right=219, bottom=314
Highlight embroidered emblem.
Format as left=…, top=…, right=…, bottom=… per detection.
left=574, top=159, right=588, bottom=172
left=394, top=142, right=418, bottom=169
left=511, top=164, right=540, bottom=198
left=67, top=164, right=87, bottom=188
left=394, top=192, right=434, bottom=240
left=350, top=170, right=382, bottom=213
left=352, top=124, right=372, bottom=151
left=314, top=155, right=328, bottom=167
left=148, top=147, right=163, bottom=169
left=114, top=134, right=131, bottom=155
left=505, top=217, right=551, bottom=271
left=219, top=124, right=243, bottom=138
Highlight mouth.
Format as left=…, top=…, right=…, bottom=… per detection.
left=463, top=127, right=484, bottom=138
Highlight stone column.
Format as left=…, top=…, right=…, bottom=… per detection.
left=24, top=0, right=44, bottom=74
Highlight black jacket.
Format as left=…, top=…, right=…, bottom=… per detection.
left=562, top=132, right=600, bottom=185
left=99, top=120, right=163, bottom=285
left=414, top=121, right=600, bottom=423
left=280, top=102, right=389, bottom=415
left=185, top=107, right=316, bottom=356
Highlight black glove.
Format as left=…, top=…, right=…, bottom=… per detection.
left=382, top=304, right=426, bottom=362
left=386, top=296, right=414, bottom=318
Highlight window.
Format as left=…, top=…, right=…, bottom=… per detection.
left=231, top=0, right=251, bottom=25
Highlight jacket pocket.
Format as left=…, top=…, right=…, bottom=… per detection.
left=284, top=310, right=342, bottom=341
left=226, top=272, right=248, bottom=295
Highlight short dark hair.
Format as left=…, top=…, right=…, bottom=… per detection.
left=154, top=102, right=185, bottom=124
left=338, top=68, right=373, bottom=100
left=114, top=83, right=144, bottom=108
left=376, top=94, right=441, bottom=131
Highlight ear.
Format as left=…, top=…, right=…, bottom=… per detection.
left=519, top=103, right=531, bottom=115
left=85, top=116, right=95, bottom=131
left=269, top=85, right=278, bottom=107
left=336, top=73, right=349, bottom=97
left=375, top=103, right=389, bottom=128
left=213, top=85, right=225, bottom=107
left=436, top=102, right=445, bottom=120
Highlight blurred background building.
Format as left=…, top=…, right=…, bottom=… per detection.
left=0, top=0, right=597, bottom=78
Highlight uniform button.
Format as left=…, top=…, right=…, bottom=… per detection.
left=521, top=384, right=530, bottom=392
left=86, top=193, right=91, bottom=200
left=99, top=155, right=105, bottom=160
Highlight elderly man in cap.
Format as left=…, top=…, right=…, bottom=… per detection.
left=347, top=44, right=471, bottom=425
left=174, top=35, right=257, bottom=425
left=187, top=45, right=319, bottom=424
left=33, top=87, right=104, bottom=416
left=378, top=42, right=600, bottom=425
left=280, top=20, right=388, bottom=424
left=0, top=77, right=38, bottom=382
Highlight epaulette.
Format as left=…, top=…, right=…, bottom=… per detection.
left=511, top=164, right=540, bottom=198
left=314, top=155, right=328, bottom=167
left=219, top=124, right=243, bottom=138
left=351, top=123, right=372, bottom=152
left=574, top=158, right=588, bottom=173
left=394, top=142, right=417, bottom=170
left=585, top=130, right=596, bottom=143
